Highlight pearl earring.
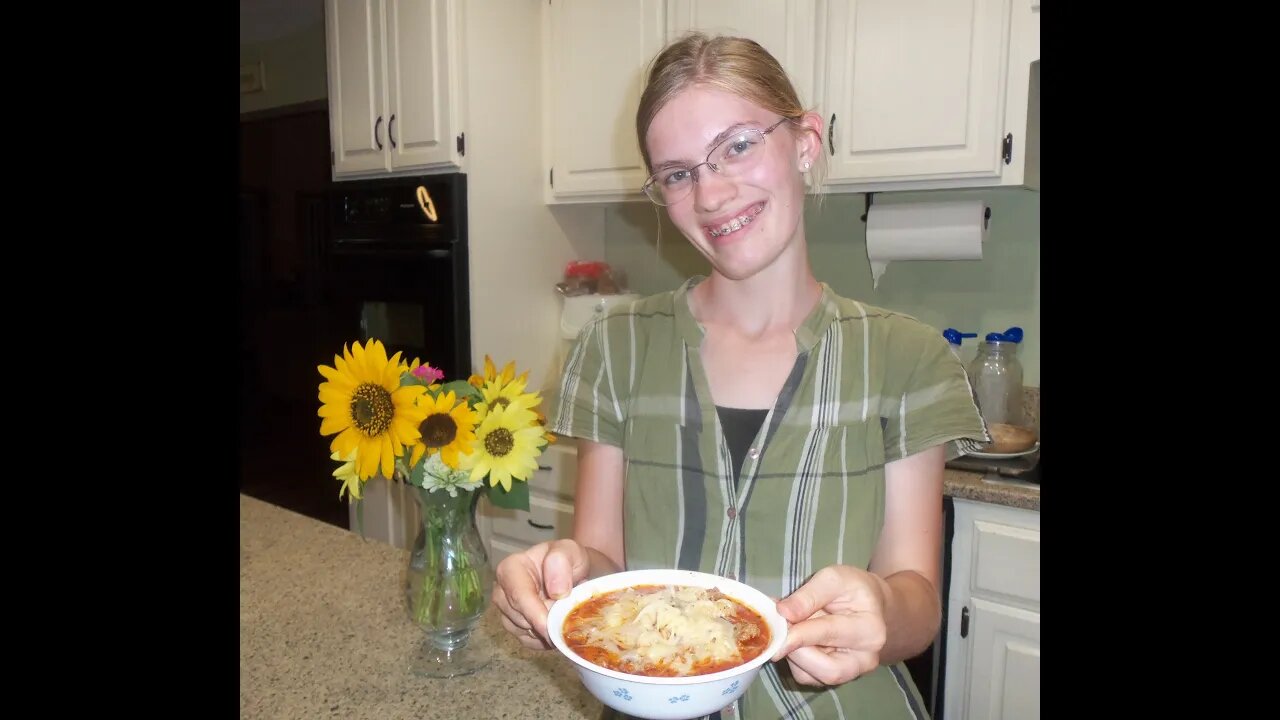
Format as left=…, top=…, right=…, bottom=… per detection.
left=802, top=161, right=811, bottom=171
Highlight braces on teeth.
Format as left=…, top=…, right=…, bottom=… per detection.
left=708, top=206, right=763, bottom=238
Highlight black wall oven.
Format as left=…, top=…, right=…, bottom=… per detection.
left=325, top=173, right=471, bottom=379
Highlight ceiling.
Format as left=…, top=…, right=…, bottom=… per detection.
left=240, top=0, right=324, bottom=45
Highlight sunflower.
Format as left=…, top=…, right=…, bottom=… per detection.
left=461, top=403, right=549, bottom=492
left=468, top=354, right=518, bottom=389
left=408, top=390, right=480, bottom=469
left=475, top=371, right=541, bottom=418
left=317, top=339, right=429, bottom=481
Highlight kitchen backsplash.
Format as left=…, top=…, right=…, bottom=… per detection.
left=1023, top=386, right=1040, bottom=436
left=602, top=187, right=1040, bottom=386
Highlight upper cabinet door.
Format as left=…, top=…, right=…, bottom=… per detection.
left=384, top=0, right=459, bottom=170
left=822, top=0, right=1011, bottom=184
left=326, top=0, right=390, bottom=175
left=545, top=0, right=665, bottom=201
left=667, top=0, right=817, bottom=111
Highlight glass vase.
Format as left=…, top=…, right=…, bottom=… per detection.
left=405, top=485, right=494, bottom=678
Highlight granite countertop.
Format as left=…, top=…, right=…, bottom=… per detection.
left=241, top=465, right=1035, bottom=717
left=240, top=494, right=602, bottom=720
left=944, top=468, right=1039, bottom=511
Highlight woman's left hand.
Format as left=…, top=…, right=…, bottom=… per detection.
left=770, top=564, right=891, bottom=687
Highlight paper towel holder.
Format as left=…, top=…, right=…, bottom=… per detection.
left=859, top=193, right=876, bottom=223
left=860, top=193, right=992, bottom=230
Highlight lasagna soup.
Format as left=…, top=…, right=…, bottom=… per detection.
left=562, top=584, right=771, bottom=677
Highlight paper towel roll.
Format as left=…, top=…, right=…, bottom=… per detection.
left=865, top=200, right=988, bottom=288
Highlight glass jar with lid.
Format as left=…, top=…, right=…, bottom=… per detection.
left=967, top=328, right=1024, bottom=427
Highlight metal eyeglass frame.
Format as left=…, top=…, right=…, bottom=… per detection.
left=641, top=117, right=791, bottom=206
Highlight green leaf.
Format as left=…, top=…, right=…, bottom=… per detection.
left=409, top=456, right=426, bottom=488
left=485, top=479, right=530, bottom=512
left=439, top=380, right=482, bottom=404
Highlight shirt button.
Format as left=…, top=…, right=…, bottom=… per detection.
left=727, top=507, right=737, bottom=519
left=748, top=447, right=760, bottom=460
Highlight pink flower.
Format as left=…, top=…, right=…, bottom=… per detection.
left=412, top=364, right=445, bottom=383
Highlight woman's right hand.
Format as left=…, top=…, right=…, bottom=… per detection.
left=492, top=538, right=592, bottom=650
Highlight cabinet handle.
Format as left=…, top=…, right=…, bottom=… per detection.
left=375, top=115, right=383, bottom=151
left=828, top=114, right=835, bottom=156
left=527, top=519, right=554, bottom=531
left=389, top=114, right=397, bottom=149
left=960, top=605, right=970, bottom=638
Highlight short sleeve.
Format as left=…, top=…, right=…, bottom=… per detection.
left=881, top=323, right=990, bottom=463
left=545, top=314, right=629, bottom=448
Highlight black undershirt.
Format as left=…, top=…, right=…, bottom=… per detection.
left=715, top=406, right=769, bottom=488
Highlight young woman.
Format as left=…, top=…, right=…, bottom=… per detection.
left=494, top=33, right=988, bottom=720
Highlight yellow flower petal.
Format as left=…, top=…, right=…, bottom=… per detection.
left=379, top=434, right=395, bottom=479
left=357, top=435, right=381, bottom=479
left=318, top=387, right=350, bottom=407
left=331, top=427, right=361, bottom=455
left=319, top=414, right=349, bottom=436
left=382, top=351, right=404, bottom=390
left=317, top=364, right=356, bottom=390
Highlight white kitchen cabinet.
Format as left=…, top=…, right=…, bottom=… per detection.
left=818, top=0, right=1039, bottom=193
left=944, top=498, right=1040, bottom=720
left=325, top=0, right=465, bottom=179
left=475, top=443, right=579, bottom=566
left=667, top=0, right=818, bottom=112
left=543, top=0, right=665, bottom=203
left=541, top=0, right=1038, bottom=203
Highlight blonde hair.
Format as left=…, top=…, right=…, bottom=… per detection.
left=635, top=32, right=827, bottom=192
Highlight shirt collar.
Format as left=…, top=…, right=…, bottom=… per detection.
left=674, top=275, right=840, bottom=353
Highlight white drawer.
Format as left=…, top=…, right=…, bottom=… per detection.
left=486, top=492, right=575, bottom=549
left=971, top=519, right=1040, bottom=606
left=527, top=443, right=578, bottom=500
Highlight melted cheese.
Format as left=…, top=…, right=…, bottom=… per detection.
left=567, top=585, right=746, bottom=675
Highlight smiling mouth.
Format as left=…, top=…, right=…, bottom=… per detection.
left=706, top=203, right=765, bottom=239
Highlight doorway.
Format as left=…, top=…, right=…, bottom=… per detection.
left=239, top=102, right=349, bottom=528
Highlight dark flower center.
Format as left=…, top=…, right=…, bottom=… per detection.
left=484, top=428, right=515, bottom=458
left=420, top=413, right=458, bottom=447
left=350, top=384, right=394, bottom=436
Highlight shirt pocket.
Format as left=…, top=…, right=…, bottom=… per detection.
left=620, top=416, right=710, bottom=572
left=781, top=416, right=883, bottom=480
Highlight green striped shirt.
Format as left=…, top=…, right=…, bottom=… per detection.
left=549, top=276, right=988, bottom=720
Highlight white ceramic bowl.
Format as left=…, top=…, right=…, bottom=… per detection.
left=546, top=569, right=788, bottom=720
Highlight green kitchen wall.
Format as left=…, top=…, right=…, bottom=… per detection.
left=240, top=19, right=328, bottom=115
left=601, top=187, right=1041, bottom=386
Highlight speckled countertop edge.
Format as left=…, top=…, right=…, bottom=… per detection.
left=944, top=469, right=1039, bottom=511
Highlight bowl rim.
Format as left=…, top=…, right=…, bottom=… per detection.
left=546, top=568, right=789, bottom=686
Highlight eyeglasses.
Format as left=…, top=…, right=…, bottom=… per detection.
left=641, top=117, right=791, bottom=206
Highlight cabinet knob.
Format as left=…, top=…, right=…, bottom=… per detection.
left=527, top=519, right=554, bottom=531
left=828, top=114, right=836, bottom=156
left=375, top=116, right=383, bottom=151
left=960, top=605, right=970, bottom=638
left=389, top=114, right=397, bottom=149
